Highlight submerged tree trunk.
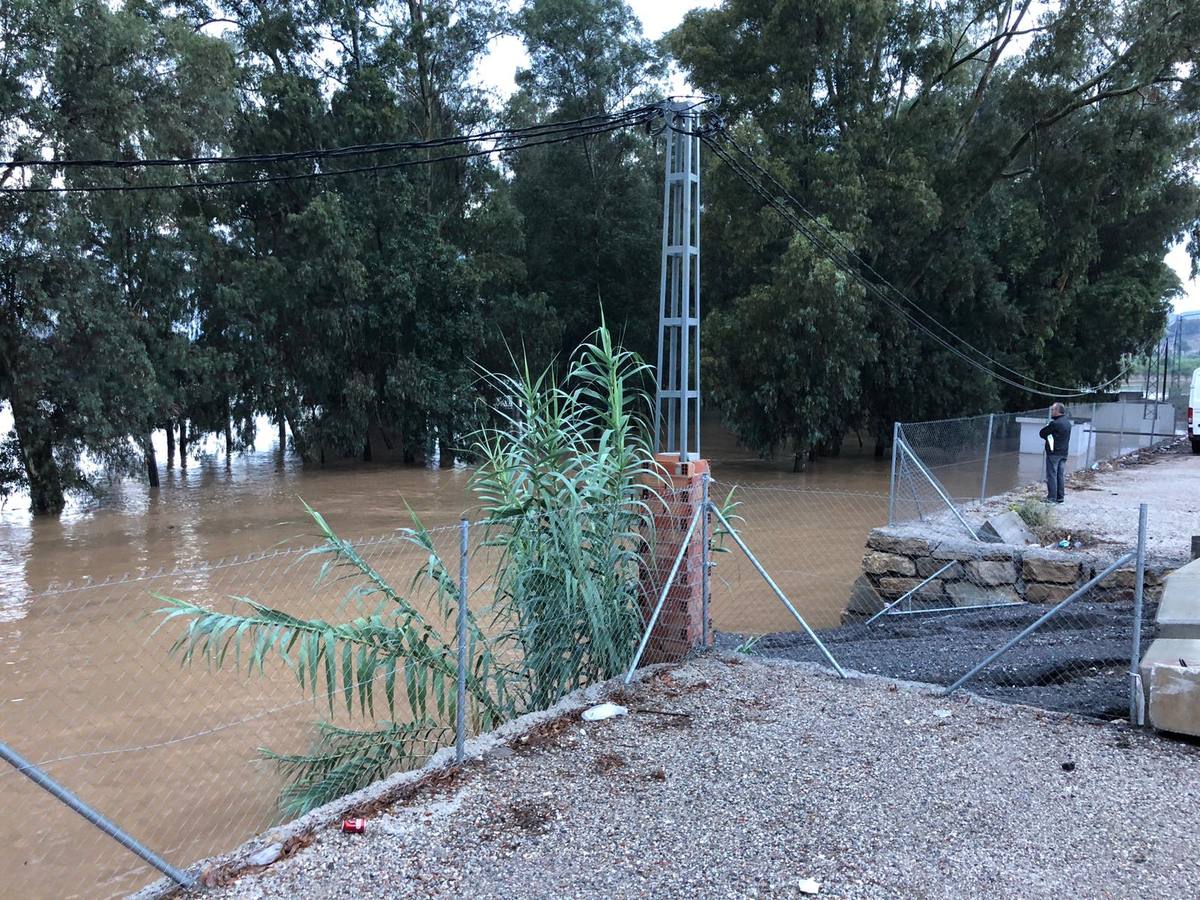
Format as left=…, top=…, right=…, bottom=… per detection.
left=11, top=401, right=65, bottom=514
left=179, top=420, right=188, bottom=470
left=224, top=418, right=233, bottom=467
left=277, top=415, right=286, bottom=454
left=145, top=434, right=160, bottom=488
left=439, top=420, right=455, bottom=468
left=165, top=421, right=176, bottom=468
left=362, top=434, right=373, bottom=462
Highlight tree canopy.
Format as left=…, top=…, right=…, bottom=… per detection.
left=2, top=0, right=1197, bottom=512
left=670, top=0, right=1199, bottom=457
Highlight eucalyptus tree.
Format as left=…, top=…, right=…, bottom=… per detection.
left=1, top=0, right=236, bottom=509
left=670, top=0, right=1200, bottom=459
left=506, top=0, right=666, bottom=365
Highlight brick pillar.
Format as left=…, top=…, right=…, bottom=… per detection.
left=639, top=454, right=711, bottom=664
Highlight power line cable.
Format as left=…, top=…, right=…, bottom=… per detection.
left=713, top=130, right=1135, bottom=395
left=1, top=97, right=715, bottom=174
left=697, top=130, right=1144, bottom=399
left=1, top=114, right=655, bottom=194
left=3, top=107, right=661, bottom=171
left=709, top=135, right=1144, bottom=399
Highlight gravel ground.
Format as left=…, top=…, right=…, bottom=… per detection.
left=976, top=439, right=1198, bottom=558
left=201, top=656, right=1200, bottom=900
left=718, top=601, right=1157, bottom=720
left=912, top=440, right=1196, bottom=560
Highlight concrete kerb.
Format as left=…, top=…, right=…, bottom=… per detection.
left=130, top=662, right=675, bottom=900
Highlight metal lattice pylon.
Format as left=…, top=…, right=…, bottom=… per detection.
left=654, top=104, right=701, bottom=463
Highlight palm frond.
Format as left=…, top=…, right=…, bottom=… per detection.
left=262, top=719, right=452, bottom=817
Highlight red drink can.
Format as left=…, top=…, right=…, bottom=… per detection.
left=341, top=818, right=366, bottom=833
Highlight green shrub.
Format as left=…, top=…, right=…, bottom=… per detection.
left=151, top=324, right=666, bottom=815
left=1010, top=498, right=1053, bottom=528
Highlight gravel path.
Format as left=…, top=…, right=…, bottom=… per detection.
left=203, top=656, right=1200, bottom=900
left=974, top=440, right=1199, bottom=559
left=911, top=440, right=1197, bottom=561
left=719, top=600, right=1156, bottom=720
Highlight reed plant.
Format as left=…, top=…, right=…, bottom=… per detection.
left=152, top=324, right=667, bottom=815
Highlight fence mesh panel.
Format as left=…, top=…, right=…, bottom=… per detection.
left=1, top=527, right=461, bottom=899
left=3, top=498, right=703, bottom=899
left=707, top=481, right=1155, bottom=723
left=4, top=472, right=1162, bottom=898
left=892, top=402, right=1178, bottom=524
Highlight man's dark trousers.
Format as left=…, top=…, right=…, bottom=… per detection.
left=1045, top=454, right=1066, bottom=503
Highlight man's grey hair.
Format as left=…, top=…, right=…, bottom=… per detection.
left=1050, top=402, right=1067, bottom=416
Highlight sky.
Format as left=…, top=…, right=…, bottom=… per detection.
left=474, top=0, right=1199, bottom=314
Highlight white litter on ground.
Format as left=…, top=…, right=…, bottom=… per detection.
left=581, top=702, right=627, bottom=721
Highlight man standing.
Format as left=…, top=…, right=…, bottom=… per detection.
left=1039, top=403, right=1073, bottom=503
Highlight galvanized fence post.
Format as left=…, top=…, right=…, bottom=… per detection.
left=896, top=440, right=980, bottom=541
left=701, top=473, right=711, bottom=648
left=1129, top=503, right=1149, bottom=726
left=888, top=421, right=899, bottom=526
left=455, top=517, right=469, bottom=764
left=1117, top=399, right=1126, bottom=457
left=980, top=413, right=995, bottom=503
left=0, top=739, right=195, bottom=889
left=625, top=503, right=705, bottom=683
left=945, top=550, right=1136, bottom=696
left=708, top=503, right=847, bottom=678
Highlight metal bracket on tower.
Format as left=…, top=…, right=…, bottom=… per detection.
left=654, top=102, right=701, bottom=467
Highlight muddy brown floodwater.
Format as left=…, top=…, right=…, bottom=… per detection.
left=4, top=420, right=1051, bottom=899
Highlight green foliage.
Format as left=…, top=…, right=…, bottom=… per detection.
left=7, top=0, right=1198, bottom=509
left=471, top=322, right=664, bottom=708
left=153, top=325, right=666, bottom=816
left=670, top=0, right=1200, bottom=455
left=735, top=634, right=763, bottom=655
left=504, top=0, right=666, bottom=365
left=1010, top=498, right=1054, bottom=529
left=703, top=227, right=874, bottom=458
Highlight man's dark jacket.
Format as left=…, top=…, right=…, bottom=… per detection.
left=1039, top=415, right=1072, bottom=459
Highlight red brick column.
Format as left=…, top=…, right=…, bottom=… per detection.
left=638, top=454, right=711, bottom=664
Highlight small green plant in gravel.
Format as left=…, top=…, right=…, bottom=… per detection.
left=735, top=634, right=763, bottom=655
left=1010, top=498, right=1054, bottom=528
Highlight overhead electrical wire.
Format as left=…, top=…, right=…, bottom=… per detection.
left=2, top=119, right=642, bottom=194
left=694, top=125, right=1148, bottom=400
left=0, top=102, right=709, bottom=194
left=712, top=131, right=1111, bottom=395
left=2, top=94, right=1150, bottom=400
left=4, top=107, right=662, bottom=171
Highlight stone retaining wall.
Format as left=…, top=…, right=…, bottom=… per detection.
left=847, top=524, right=1170, bottom=620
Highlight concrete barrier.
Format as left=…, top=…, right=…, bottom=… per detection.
left=1140, top=558, right=1200, bottom=736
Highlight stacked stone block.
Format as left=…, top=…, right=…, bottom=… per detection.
left=846, top=525, right=1169, bottom=621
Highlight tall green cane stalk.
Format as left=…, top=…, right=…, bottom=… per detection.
left=151, top=323, right=668, bottom=816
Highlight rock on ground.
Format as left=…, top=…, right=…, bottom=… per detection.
left=203, top=656, right=1200, bottom=900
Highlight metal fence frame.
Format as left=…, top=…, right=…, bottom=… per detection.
left=889, top=402, right=1178, bottom=530
left=4, top=480, right=1159, bottom=896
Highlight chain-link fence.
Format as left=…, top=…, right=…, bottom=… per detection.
left=890, top=401, right=1178, bottom=528
left=4, top=476, right=1164, bottom=898
left=3, top=496, right=705, bottom=900
left=706, top=480, right=1158, bottom=725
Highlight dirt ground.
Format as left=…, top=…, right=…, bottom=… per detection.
left=199, top=656, right=1200, bottom=900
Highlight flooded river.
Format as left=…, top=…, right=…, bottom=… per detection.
left=6, top=419, right=1034, bottom=898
